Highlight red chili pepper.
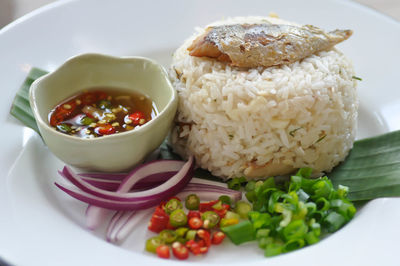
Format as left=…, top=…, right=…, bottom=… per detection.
left=95, top=124, right=116, bottom=135
left=166, top=220, right=176, bottom=230
left=199, top=246, right=209, bottom=254
left=185, top=240, right=201, bottom=255
left=197, top=239, right=206, bottom=247
left=213, top=204, right=230, bottom=218
left=128, top=111, right=146, bottom=126
left=197, top=229, right=211, bottom=247
left=199, top=200, right=219, bottom=212
left=80, top=92, right=98, bottom=105
left=148, top=206, right=169, bottom=233
left=172, top=242, right=189, bottom=260
left=211, top=231, right=226, bottom=245
left=156, top=245, right=170, bottom=259
left=96, top=91, right=108, bottom=100
left=49, top=100, right=77, bottom=126
left=168, top=196, right=181, bottom=201
left=50, top=112, right=65, bottom=126
left=188, top=217, right=203, bottom=230
left=187, top=210, right=201, bottom=220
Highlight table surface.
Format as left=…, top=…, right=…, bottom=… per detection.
left=0, top=0, right=399, bottom=29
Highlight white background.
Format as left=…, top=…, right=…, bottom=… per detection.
left=0, top=0, right=399, bottom=29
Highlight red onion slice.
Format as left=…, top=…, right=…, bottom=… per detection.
left=106, top=211, right=128, bottom=241
left=106, top=209, right=152, bottom=243
left=80, top=171, right=177, bottom=191
left=60, top=158, right=191, bottom=201
left=56, top=157, right=194, bottom=210
left=85, top=205, right=112, bottom=230
left=79, top=162, right=185, bottom=230
left=55, top=179, right=241, bottom=211
left=79, top=172, right=127, bottom=181
left=80, top=177, right=121, bottom=191
left=55, top=183, right=162, bottom=210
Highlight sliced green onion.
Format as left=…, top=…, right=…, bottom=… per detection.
left=323, top=211, right=346, bottom=233
left=255, top=229, right=270, bottom=240
left=282, top=220, right=308, bottom=241
left=245, top=180, right=256, bottom=192
left=264, top=242, right=284, bottom=257
left=258, top=236, right=273, bottom=249
left=227, top=176, right=246, bottom=190
left=283, top=238, right=305, bottom=252
left=316, top=197, right=330, bottom=211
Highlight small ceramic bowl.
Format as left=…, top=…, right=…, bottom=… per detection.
left=30, top=53, right=177, bottom=172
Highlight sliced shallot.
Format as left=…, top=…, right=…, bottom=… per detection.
left=55, top=156, right=194, bottom=210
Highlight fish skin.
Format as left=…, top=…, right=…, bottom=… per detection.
left=187, top=23, right=352, bottom=68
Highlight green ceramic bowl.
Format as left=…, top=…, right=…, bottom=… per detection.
left=30, top=53, right=177, bottom=172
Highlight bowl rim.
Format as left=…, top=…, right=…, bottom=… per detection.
left=29, top=53, right=177, bottom=142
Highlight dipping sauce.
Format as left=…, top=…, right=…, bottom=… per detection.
left=48, top=88, right=157, bottom=138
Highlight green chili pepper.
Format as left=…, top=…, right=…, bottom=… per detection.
left=221, top=220, right=255, bottom=245
left=158, top=229, right=177, bottom=244
left=212, top=200, right=223, bottom=210
left=169, top=209, right=187, bottom=227
left=80, top=116, right=95, bottom=126
left=185, top=194, right=200, bottom=210
left=235, top=201, right=252, bottom=219
left=98, top=100, right=111, bottom=109
left=201, top=211, right=220, bottom=229
left=164, top=198, right=182, bottom=215
left=185, top=230, right=197, bottom=240
left=145, top=236, right=164, bottom=253
left=218, top=195, right=231, bottom=207
left=56, top=123, right=72, bottom=133
left=175, top=237, right=187, bottom=244
left=175, top=227, right=189, bottom=238
left=225, top=211, right=240, bottom=220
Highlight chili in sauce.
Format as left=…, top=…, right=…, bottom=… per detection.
left=48, top=88, right=156, bottom=138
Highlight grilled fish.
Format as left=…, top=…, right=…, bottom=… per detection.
left=187, top=23, right=352, bottom=68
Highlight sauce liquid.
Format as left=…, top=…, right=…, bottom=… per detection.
left=48, top=87, right=157, bottom=138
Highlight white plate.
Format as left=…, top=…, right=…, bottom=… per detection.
left=1, top=0, right=400, bottom=265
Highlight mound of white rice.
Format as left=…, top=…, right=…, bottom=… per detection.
left=169, top=16, right=358, bottom=179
